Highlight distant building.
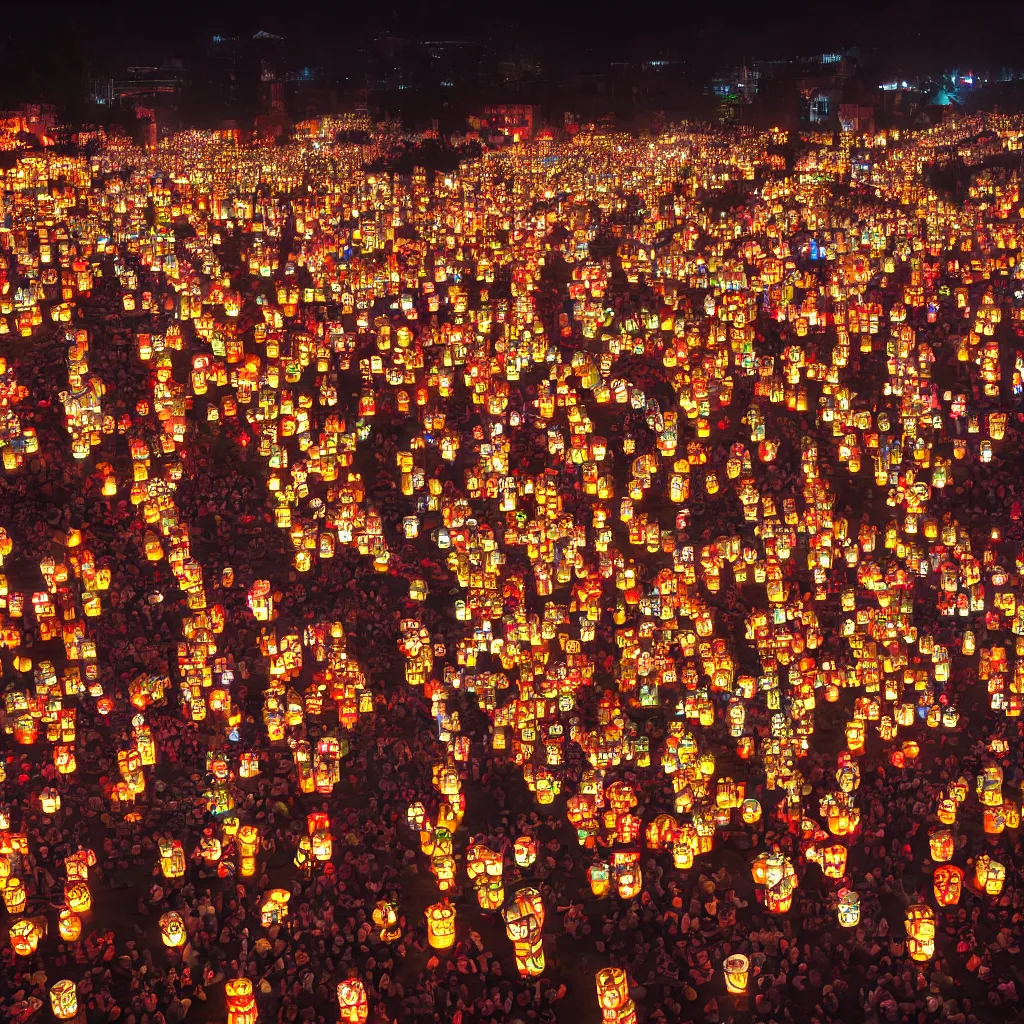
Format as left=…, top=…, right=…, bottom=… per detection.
left=470, top=104, right=540, bottom=143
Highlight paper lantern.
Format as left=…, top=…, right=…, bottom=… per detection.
left=933, top=864, right=963, bottom=906
left=822, top=843, right=848, bottom=879
left=595, top=966, right=637, bottom=1024
left=906, top=904, right=935, bottom=961
left=937, top=797, right=957, bottom=825
left=236, top=825, right=260, bottom=877
left=226, top=979, right=257, bottom=1024
left=977, top=766, right=1003, bottom=807
left=724, top=953, right=750, bottom=994
left=373, top=900, right=401, bottom=943
left=260, top=889, right=291, bottom=927
left=845, top=720, right=865, bottom=754
left=3, top=878, right=26, bottom=914
left=159, top=911, right=186, bottom=948
left=159, top=839, right=185, bottom=879
left=837, top=888, right=860, bottom=927
left=406, top=802, right=426, bottom=831
left=983, top=805, right=1007, bottom=834
left=928, top=828, right=953, bottom=863
left=65, top=882, right=91, bottom=913
left=514, top=835, right=537, bottom=868
left=58, top=910, right=82, bottom=941
left=503, top=887, right=545, bottom=977
left=975, top=855, right=1006, bottom=895
left=40, top=788, right=61, bottom=815
left=337, top=979, right=368, bottom=1024
left=425, top=898, right=456, bottom=949
left=50, top=980, right=78, bottom=1020
left=588, top=861, right=611, bottom=897
left=9, top=918, right=42, bottom=955
left=741, top=798, right=762, bottom=824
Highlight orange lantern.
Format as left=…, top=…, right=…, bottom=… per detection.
left=933, top=864, right=963, bottom=906
left=226, top=979, right=257, bottom=1024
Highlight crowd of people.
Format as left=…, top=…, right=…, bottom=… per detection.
left=1, top=111, right=1024, bottom=1024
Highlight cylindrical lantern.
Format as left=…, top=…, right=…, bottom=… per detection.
left=933, top=864, right=964, bottom=906
left=50, top=980, right=78, bottom=1020
left=928, top=827, right=953, bottom=863
left=48, top=978, right=77, bottom=1019
left=226, top=978, right=257, bottom=1024
left=336, top=978, right=369, bottom=1024
left=906, top=904, right=935, bottom=961
left=724, top=953, right=750, bottom=994
left=595, top=967, right=636, bottom=1024
left=837, top=888, right=860, bottom=927
left=58, top=910, right=82, bottom=942
left=159, top=911, right=187, bottom=948
left=425, top=899, right=456, bottom=949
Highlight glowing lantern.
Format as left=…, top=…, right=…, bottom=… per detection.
left=373, top=900, right=401, bottom=943
left=9, top=918, right=42, bottom=955
left=845, top=720, right=865, bottom=754
left=837, top=888, right=860, bottom=927
left=933, top=864, right=963, bottom=906
left=236, top=825, right=260, bottom=877
left=226, top=979, right=258, bottom=1024
left=977, top=766, right=1003, bottom=806
left=40, top=788, right=61, bottom=815
left=595, top=967, right=637, bottom=1024
left=740, top=798, right=762, bottom=824
left=337, top=979, right=368, bottom=1024
left=260, top=889, right=291, bottom=927
left=159, top=911, right=186, bottom=948
left=159, top=839, right=185, bottom=879
left=928, top=828, right=953, bottom=863
left=58, top=910, right=82, bottom=942
left=975, top=855, right=1006, bottom=895
left=588, top=861, right=611, bottom=897
left=503, top=887, right=545, bottom=977
left=425, top=898, right=456, bottom=949
left=905, top=904, right=935, bottom=961
left=822, top=843, right=848, bottom=879
left=514, top=835, right=537, bottom=868
left=723, top=954, right=750, bottom=995
left=65, top=882, right=91, bottom=913
left=937, top=797, right=957, bottom=825
left=3, top=878, right=27, bottom=914
left=50, top=980, right=78, bottom=1020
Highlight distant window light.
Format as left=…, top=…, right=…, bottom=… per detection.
left=441, top=80, right=454, bottom=87
left=212, top=35, right=223, bottom=43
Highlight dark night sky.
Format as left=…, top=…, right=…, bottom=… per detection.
left=2, top=0, right=1023, bottom=107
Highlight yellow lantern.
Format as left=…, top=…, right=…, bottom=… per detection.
left=226, top=979, right=258, bottom=1024
left=50, top=980, right=78, bottom=1020
left=905, top=904, right=935, bottom=961
left=595, top=967, right=637, bottom=1024
left=425, top=898, right=456, bottom=949
left=724, top=953, right=750, bottom=995
left=837, top=888, right=860, bottom=927
left=741, top=797, right=762, bottom=824
left=9, top=918, right=43, bottom=955
left=159, top=911, right=186, bottom=948
left=503, top=887, right=545, bottom=977
left=3, top=877, right=26, bottom=914
left=514, top=835, right=537, bottom=868
left=337, top=979, right=368, bottom=1024
left=975, top=854, right=1006, bottom=896
left=928, top=827, right=953, bottom=862
left=65, top=882, right=91, bottom=914
left=58, top=910, right=82, bottom=942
